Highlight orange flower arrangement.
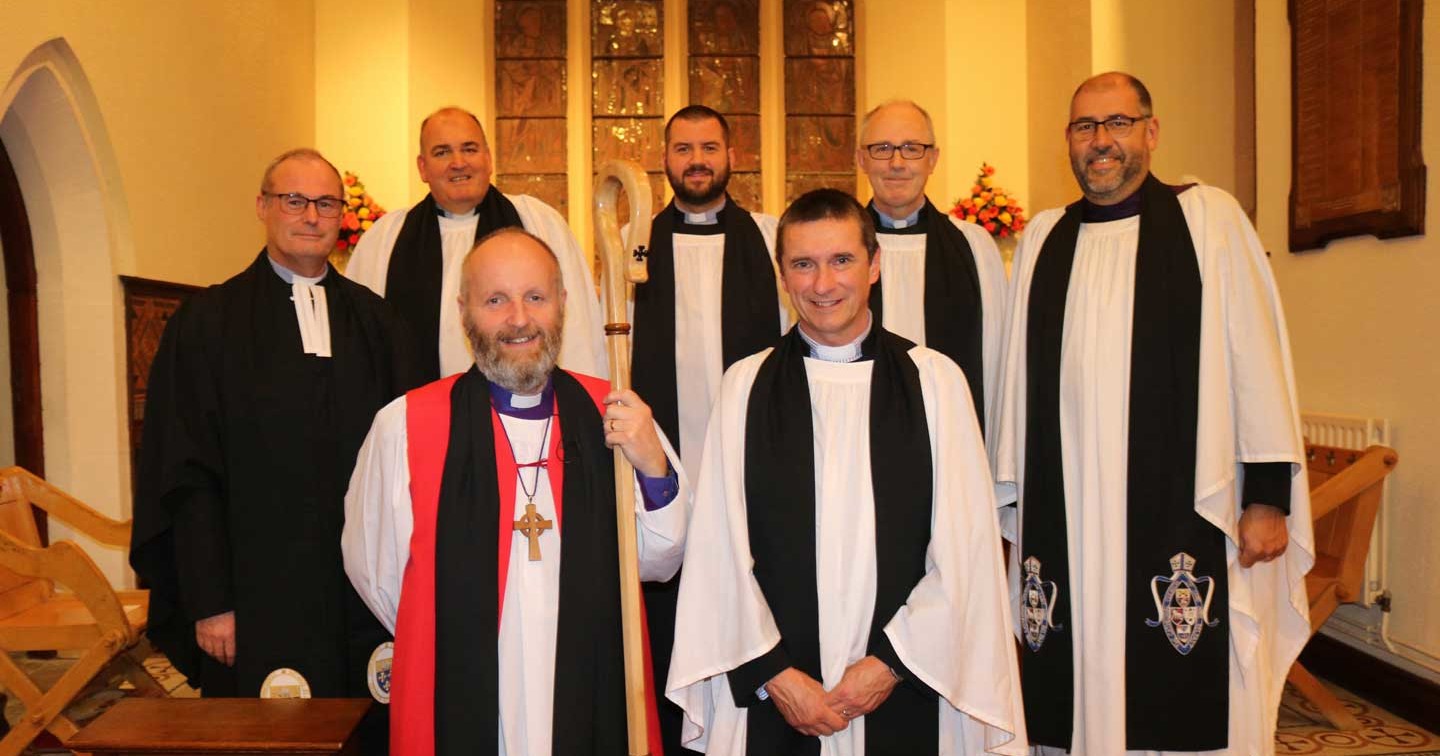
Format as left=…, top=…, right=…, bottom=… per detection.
left=950, top=163, right=1026, bottom=239
left=330, top=171, right=386, bottom=272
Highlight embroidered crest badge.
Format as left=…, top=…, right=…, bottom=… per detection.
left=1021, top=556, right=1062, bottom=651
left=367, top=642, right=394, bottom=704
left=1146, top=551, right=1219, bottom=655
left=260, top=667, right=312, bottom=699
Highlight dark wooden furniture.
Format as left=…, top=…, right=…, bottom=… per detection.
left=66, top=698, right=372, bottom=755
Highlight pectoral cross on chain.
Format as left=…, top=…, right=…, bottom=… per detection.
left=514, top=502, right=553, bottom=561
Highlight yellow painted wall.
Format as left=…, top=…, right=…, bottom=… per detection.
left=857, top=0, right=1029, bottom=218
left=1025, top=0, right=1089, bottom=214
left=1257, top=1, right=1440, bottom=669
left=2, top=3, right=316, bottom=286
left=315, top=0, right=411, bottom=210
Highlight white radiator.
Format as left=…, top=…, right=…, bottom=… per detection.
left=1300, top=412, right=1391, bottom=607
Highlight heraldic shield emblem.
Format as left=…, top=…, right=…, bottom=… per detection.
left=1021, top=556, right=1062, bottom=651
left=1146, top=551, right=1220, bottom=655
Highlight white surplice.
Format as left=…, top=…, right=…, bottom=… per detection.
left=876, top=217, right=1008, bottom=431
left=345, top=193, right=608, bottom=378
left=635, top=212, right=793, bottom=477
left=992, top=185, right=1315, bottom=756
left=666, top=345, right=1027, bottom=756
left=342, top=393, right=691, bottom=756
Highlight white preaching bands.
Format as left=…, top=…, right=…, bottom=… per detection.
left=292, top=283, right=332, bottom=358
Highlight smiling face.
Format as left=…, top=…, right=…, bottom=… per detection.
left=778, top=216, right=880, bottom=347
left=417, top=109, right=495, bottom=214
left=664, top=115, right=733, bottom=212
left=857, top=102, right=938, bottom=219
left=1067, top=74, right=1159, bottom=205
left=255, top=156, right=343, bottom=276
left=458, top=230, right=567, bottom=394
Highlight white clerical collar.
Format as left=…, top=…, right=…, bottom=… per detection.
left=677, top=197, right=726, bottom=225
left=269, top=257, right=332, bottom=357
left=876, top=207, right=922, bottom=230
left=797, top=313, right=872, bottom=363
left=268, top=256, right=327, bottom=285
left=437, top=206, right=479, bottom=221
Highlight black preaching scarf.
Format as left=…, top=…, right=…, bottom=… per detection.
left=1021, top=175, right=1228, bottom=751
left=432, top=367, right=629, bottom=756
left=633, top=196, right=780, bottom=454
left=386, top=190, right=523, bottom=381
left=867, top=200, right=986, bottom=435
left=632, top=197, right=780, bottom=754
left=740, top=327, right=938, bottom=756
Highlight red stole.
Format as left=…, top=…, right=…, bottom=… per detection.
left=389, top=371, right=665, bottom=755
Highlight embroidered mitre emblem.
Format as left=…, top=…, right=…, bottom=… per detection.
left=1020, top=556, right=1062, bottom=651
left=1146, top=551, right=1220, bottom=655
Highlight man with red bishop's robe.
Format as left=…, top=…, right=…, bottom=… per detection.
left=343, top=227, right=690, bottom=755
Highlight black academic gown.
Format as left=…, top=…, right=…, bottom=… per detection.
left=131, top=252, right=421, bottom=731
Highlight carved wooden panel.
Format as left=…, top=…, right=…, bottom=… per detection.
left=495, top=0, right=569, bottom=218
left=593, top=0, right=665, bottom=218
left=784, top=0, right=855, bottom=203
left=689, top=0, right=762, bottom=211
left=1289, top=0, right=1425, bottom=251
left=121, top=276, right=201, bottom=496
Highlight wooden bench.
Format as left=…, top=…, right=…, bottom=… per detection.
left=0, top=467, right=164, bottom=755
left=1289, top=443, right=1399, bottom=729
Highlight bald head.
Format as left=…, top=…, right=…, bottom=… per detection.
left=460, top=228, right=564, bottom=305
left=857, top=100, right=939, bottom=219
left=1071, top=72, right=1153, bottom=118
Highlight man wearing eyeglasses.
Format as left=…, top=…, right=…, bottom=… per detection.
left=346, top=107, right=606, bottom=383
left=132, top=149, right=420, bottom=752
left=993, top=72, right=1312, bottom=755
left=856, top=100, right=1007, bottom=435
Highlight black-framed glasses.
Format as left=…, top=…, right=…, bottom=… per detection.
left=863, top=142, right=934, bottom=160
left=264, top=192, right=345, bottom=218
left=1067, top=115, right=1150, bottom=141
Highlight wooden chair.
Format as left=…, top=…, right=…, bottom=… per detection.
left=1287, top=443, right=1399, bottom=730
left=0, top=466, right=165, bottom=755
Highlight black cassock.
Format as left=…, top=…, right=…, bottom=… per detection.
left=131, top=252, right=420, bottom=719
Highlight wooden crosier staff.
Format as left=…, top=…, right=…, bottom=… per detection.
left=593, top=159, right=653, bottom=756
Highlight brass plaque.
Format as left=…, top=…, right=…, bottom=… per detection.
left=690, top=56, right=761, bottom=114
left=495, top=174, right=570, bottom=219
left=497, top=60, right=567, bottom=117
left=496, top=118, right=569, bottom=174
left=783, top=0, right=853, bottom=57
left=592, top=117, right=665, bottom=171
left=785, top=115, right=855, bottom=173
left=785, top=58, right=854, bottom=115
left=593, top=58, right=664, bottom=116
left=497, top=1, right=567, bottom=58
left=689, top=0, right=759, bottom=55
left=593, top=0, right=663, bottom=57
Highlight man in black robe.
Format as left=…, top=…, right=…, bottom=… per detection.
left=631, top=104, right=788, bottom=755
left=131, top=149, right=420, bottom=743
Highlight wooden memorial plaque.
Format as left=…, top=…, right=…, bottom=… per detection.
left=121, top=276, right=201, bottom=498
left=66, top=698, right=372, bottom=756
left=1289, top=0, right=1425, bottom=251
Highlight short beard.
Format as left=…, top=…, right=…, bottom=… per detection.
left=463, top=310, right=564, bottom=395
left=667, top=163, right=731, bottom=208
left=1070, top=147, right=1145, bottom=203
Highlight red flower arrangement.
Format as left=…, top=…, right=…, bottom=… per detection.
left=950, top=163, right=1026, bottom=239
left=330, top=171, right=386, bottom=272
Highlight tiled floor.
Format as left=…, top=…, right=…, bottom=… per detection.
left=2, top=653, right=1435, bottom=754
left=1276, top=681, right=1437, bottom=755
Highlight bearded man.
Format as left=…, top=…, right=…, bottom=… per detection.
left=343, top=228, right=691, bottom=755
